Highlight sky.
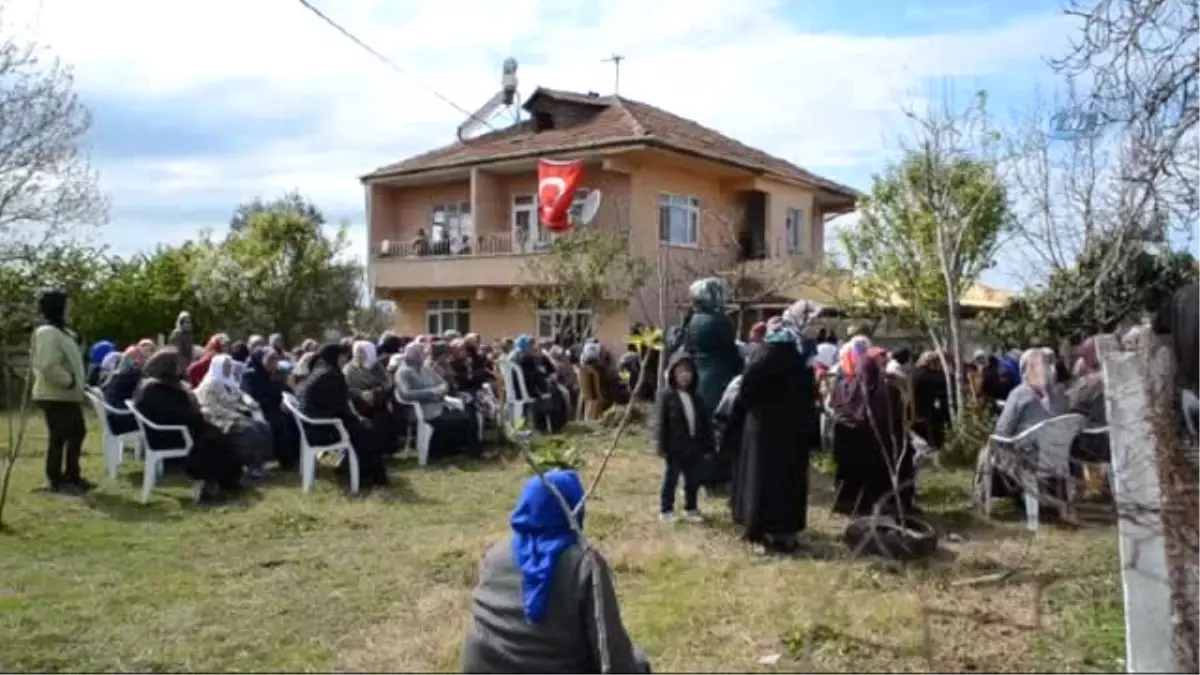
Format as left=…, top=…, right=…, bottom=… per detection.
left=5, top=0, right=1176, bottom=290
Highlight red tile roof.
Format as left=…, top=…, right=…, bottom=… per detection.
left=362, top=88, right=860, bottom=200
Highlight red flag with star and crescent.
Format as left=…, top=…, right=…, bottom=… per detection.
left=538, top=159, right=584, bottom=232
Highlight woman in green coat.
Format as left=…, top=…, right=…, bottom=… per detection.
left=30, top=290, right=92, bottom=494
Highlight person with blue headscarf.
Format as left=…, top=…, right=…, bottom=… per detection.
left=461, top=470, right=649, bottom=673
left=729, top=307, right=817, bottom=554
left=87, top=340, right=117, bottom=387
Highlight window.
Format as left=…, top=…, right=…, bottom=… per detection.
left=535, top=301, right=594, bottom=340
left=658, top=193, right=699, bottom=245
left=785, top=207, right=805, bottom=253
left=431, top=202, right=472, bottom=243
left=426, top=299, right=470, bottom=334
left=512, top=189, right=592, bottom=252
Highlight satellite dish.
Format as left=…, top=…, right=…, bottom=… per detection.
left=574, top=190, right=602, bottom=226
left=457, top=58, right=522, bottom=142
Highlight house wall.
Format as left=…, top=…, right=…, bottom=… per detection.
left=760, top=177, right=821, bottom=262
left=383, top=288, right=628, bottom=347
left=369, top=167, right=630, bottom=246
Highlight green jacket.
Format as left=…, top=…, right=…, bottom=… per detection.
left=30, top=325, right=86, bottom=402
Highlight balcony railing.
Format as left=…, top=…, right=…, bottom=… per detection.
left=375, top=232, right=556, bottom=259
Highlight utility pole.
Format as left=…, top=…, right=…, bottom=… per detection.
left=602, top=53, right=625, bottom=95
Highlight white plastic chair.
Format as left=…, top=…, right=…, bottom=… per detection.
left=983, top=412, right=1088, bottom=532
left=85, top=387, right=142, bottom=479
left=498, top=359, right=536, bottom=429
left=282, top=392, right=359, bottom=494
left=124, top=400, right=194, bottom=504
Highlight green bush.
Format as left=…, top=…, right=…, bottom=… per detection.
left=941, top=404, right=997, bottom=466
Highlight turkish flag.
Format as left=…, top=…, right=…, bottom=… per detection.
left=538, top=159, right=584, bottom=232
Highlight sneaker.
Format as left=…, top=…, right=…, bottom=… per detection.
left=659, top=511, right=675, bottom=524
left=683, top=510, right=703, bottom=523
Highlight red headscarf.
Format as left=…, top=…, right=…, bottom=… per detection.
left=187, top=334, right=229, bottom=387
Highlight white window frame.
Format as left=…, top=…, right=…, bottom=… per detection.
left=658, top=193, right=700, bottom=246
left=431, top=201, right=472, bottom=244
left=425, top=299, right=470, bottom=334
left=513, top=189, right=591, bottom=253
left=785, top=206, right=805, bottom=253
left=535, top=301, right=595, bottom=340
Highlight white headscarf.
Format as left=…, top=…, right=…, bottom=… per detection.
left=352, top=340, right=377, bottom=368
left=203, top=354, right=239, bottom=392
left=100, top=351, right=121, bottom=373
left=814, top=343, right=838, bottom=370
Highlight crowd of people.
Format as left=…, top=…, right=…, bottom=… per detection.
left=31, top=290, right=648, bottom=504
left=27, top=277, right=1198, bottom=674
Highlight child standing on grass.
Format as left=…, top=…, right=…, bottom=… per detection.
left=656, top=352, right=713, bottom=523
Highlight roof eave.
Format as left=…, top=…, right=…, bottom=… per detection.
left=360, top=139, right=650, bottom=183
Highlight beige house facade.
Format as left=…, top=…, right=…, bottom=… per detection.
left=362, top=88, right=859, bottom=347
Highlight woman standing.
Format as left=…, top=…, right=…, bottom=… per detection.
left=730, top=324, right=816, bottom=554
left=31, top=290, right=91, bottom=494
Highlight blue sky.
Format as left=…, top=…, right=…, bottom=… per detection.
left=10, top=0, right=1190, bottom=290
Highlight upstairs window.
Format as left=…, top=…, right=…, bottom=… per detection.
left=658, top=193, right=699, bottom=246
left=785, top=207, right=805, bottom=253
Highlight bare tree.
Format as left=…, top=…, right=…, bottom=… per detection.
left=0, top=15, right=106, bottom=256
left=1046, top=0, right=1198, bottom=298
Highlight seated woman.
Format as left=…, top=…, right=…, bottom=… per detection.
left=102, top=345, right=150, bottom=436
left=1067, top=335, right=1110, bottom=495
left=510, top=336, right=565, bottom=433
left=295, top=343, right=390, bottom=488
left=241, top=348, right=300, bottom=470
left=396, top=343, right=480, bottom=459
left=195, top=354, right=273, bottom=480
left=187, top=334, right=231, bottom=387
left=132, top=349, right=243, bottom=503
left=228, top=341, right=251, bottom=383
left=594, top=345, right=630, bottom=407
left=87, top=340, right=117, bottom=388
left=548, top=346, right=580, bottom=415
left=461, top=470, right=650, bottom=674
left=988, top=347, right=1069, bottom=513
left=344, top=340, right=400, bottom=454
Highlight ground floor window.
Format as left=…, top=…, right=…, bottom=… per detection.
left=535, top=301, right=594, bottom=341
left=426, top=299, right=470, bottom=334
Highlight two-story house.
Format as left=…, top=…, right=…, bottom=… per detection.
left=362, top=87, right=859, bottom=347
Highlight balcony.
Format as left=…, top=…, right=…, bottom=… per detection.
left=371, top=232, right=549, bottom=290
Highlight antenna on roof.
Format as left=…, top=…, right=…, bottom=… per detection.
left=457, top=57, right=522, bottom=142
left=601, top=53, right=624, bottom=95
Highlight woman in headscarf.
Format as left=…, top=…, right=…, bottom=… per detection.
left=241, top=347, right=300, bottom=470
left=187, top=333, right=230, bottom=387
left=911, top=350, right=950, bottom=451
left=509, top=335, right=555, bottom=430
left=168, top=311, right=195, bottom=367
left=133, top=348, right=243, bottom=503
left=194, top=354, right=272, bottom=479
left=87, top=340, right=117, bottom=387
left=729, top=321, right=817, bottom=554
left=461, top=470, right=650, bottom=674
left=994, top=348, right=1069, bottom=439
left=1067, top=336, right=1110, bottom=484
left=228, top=341, right=251, bottom=381
left=268, top=333, right=288, bottom=358
left=295, top=342, right=390, bottom=488
left=31, top=290, right=91, bottom=494
left=396, top=342, right=481, bottom=459
left=829, top=346, right=911, bottom=516
left=681, top=278, right=743, bottom=421
left=102, top=346, right=149, bottom=436
left=344, top=340, right=400, bottom=453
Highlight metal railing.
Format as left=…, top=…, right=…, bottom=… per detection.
left=375, top=232, right=558, bottom=259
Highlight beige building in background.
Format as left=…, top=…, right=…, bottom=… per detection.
left=362, top=87, right=859, bottom=347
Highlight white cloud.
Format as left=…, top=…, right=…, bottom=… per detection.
left=5, top=0, right=1073, bottom=267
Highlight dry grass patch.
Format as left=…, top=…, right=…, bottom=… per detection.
left=0, top=415, right=1123, bottom=672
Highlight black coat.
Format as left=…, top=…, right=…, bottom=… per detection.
left=102, top=366, right=142, bottom=436
left=131, top=379, right=206, bottom=451
left=294, top=364, right=357, bottom=447
left=730, top=342, right=815, bottom=539
left=241, top=352, right=286, bottom=415
left=655, top=358, right=714, bottom=462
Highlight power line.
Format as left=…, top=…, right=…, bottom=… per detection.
left=295, top=0, right=494, bottom=132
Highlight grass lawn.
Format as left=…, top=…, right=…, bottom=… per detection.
left=0, top=412, right=1125, bottom=673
